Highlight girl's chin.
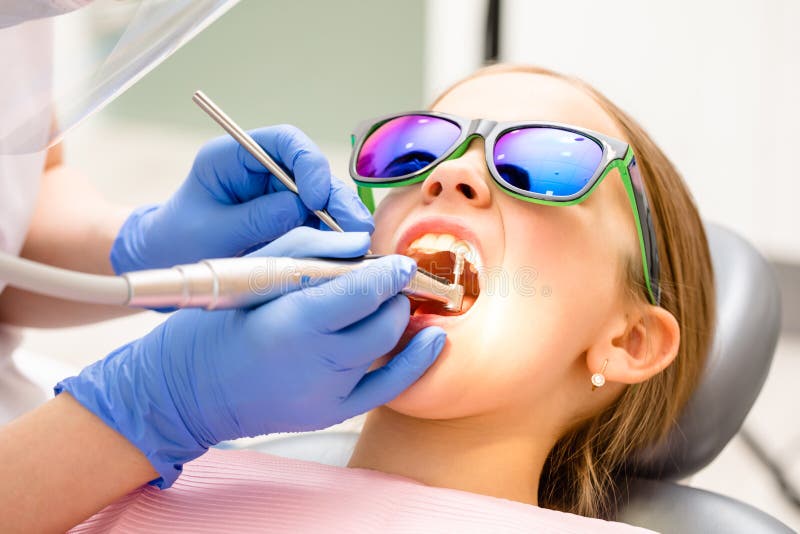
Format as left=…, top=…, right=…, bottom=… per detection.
left=368, top=298, right=484, bottom=410
left=367, top=318, right=459, bottom=417
left=379, top=335, right=457, bottom=417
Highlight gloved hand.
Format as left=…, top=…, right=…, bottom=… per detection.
left=111, top=125, right=373, bottom=274
left=57, top=228, right=445, bottom=488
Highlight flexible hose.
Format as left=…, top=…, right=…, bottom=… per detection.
left=0, top=250, right=130, bottom=305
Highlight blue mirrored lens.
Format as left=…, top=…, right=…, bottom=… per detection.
left=356, top=115, right=461, bottom=178
left=493, top=127, right=603, bottom=197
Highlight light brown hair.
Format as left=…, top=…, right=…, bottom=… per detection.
left=431, top=64, right=716, bottom=520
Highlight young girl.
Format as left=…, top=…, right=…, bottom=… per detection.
left=348, top=64, right=715, bottom=520
left=8, top=64, right=716, bottom=532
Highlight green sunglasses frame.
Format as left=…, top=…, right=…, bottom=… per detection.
left=349, top=111, right=661, bottom=306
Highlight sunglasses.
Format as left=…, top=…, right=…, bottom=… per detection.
left=349, top=111, right=661, bottom=305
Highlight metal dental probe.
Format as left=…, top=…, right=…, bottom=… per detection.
left=192, top=90, right=344, bottom=232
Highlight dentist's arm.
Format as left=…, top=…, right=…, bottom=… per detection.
left=0, top=162, right=134, bottom=326
left=0, top=393, right=158, bottom=533
left=0, top=142, right=134, bottom=326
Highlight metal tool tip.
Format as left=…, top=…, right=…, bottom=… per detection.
left=452, top=249, right=466, bottom=288
left=443, top=283, right=465, bottom=312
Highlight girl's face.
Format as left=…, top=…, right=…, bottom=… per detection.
left=369, top=72, right=641, bottom=429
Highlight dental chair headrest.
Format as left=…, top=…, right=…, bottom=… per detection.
left=627, top=223, right=782, bottom=480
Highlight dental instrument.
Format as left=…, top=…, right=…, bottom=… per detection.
left=192, top=90, right=345, bottom=233
left=123, top=255, right=464, bottom=310
left=452, top=248, right=466, bottom=288
left=0, top=251, right=464, bottom=312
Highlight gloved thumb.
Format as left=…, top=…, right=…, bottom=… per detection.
left=340, top=327, right=446, bottom=416
left=249, top=226, right=371, bottom=259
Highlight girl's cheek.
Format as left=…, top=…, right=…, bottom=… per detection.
left=372, top=192, right=417, bottom=250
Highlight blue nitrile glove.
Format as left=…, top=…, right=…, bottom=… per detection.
left=111, top=125, right=373, bottom=274
left=57, top=228, right=446, bottom=489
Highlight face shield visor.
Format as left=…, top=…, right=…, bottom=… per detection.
left=0, top=0, right=240, bottom=155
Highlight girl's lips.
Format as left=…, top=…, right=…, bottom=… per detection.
left=411, top=290, right=478, bottom=317
left=397, top=216, right=485, bottom=318
left=372, top=215, right=488, bottom=368
left=408, top=311, right=463, bottom=330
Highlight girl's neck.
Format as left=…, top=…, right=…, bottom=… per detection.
left=347, top=406, right=556, bottom=506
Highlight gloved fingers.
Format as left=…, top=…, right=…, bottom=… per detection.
left=244, top=126, right=331, bottom=212
left=320, top=295, right=410, bottom=368
left=226, top=191, right=308, bottom=248
left=289, top=254, right=417, bottom=333
left=192, top=134, right=270, bottom=203
left=339, top=327, right=446, bottom=416
left=248, top=227, right=370, bottom=259
left=192, top=126, right=331, bottom=209
left=321, top=177, right=374, bottom=233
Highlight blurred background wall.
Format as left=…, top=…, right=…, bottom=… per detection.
left=52, top=0, right=426, bottom=207
left=104, top=0, right=426, bottom=149
left=15, top=0, right=800, bottom=529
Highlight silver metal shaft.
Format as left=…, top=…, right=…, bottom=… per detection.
left=192, top=90, right=344, bottom=233
left=124, top=256, right=464, bottom=311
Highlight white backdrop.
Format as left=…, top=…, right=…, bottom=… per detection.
left=425, top=0, right=800, bottom=261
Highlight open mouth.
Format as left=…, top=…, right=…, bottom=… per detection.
left=404, top=233, right=482, bottom=317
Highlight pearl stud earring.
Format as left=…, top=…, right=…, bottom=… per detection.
left=591, top=359, right=609, bottom=391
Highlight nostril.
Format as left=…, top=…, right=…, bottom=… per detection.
left=457, top=183, right=476, bottom=200
left=429, top=182, right=443, bottom=196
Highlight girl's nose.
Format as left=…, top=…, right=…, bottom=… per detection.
left=420, top=142, right=492, bottom=208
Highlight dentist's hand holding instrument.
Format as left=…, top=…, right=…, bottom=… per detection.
left=57, top=227, right=446, bottom=488
left=110, top=122, right=373, bottom=275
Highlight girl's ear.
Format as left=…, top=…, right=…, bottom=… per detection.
left=587, top=305, right=680, bottom=386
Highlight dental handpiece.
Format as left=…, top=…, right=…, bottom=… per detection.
left=124, top=256, right=465, bottom=311
left=0, top=251, right=464, bottom=312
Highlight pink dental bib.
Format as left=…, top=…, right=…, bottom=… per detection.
left=70, top=448, right=654, bottom=533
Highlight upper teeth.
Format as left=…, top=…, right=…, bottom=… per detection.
left=406, top=233, right=481, bottom=268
